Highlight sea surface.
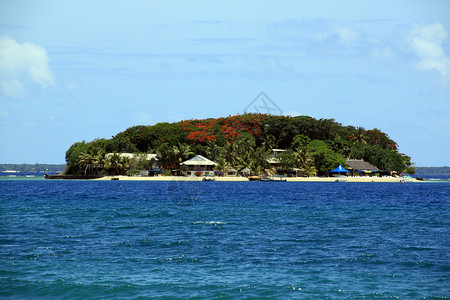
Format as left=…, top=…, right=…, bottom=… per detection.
left=0, top=180, right=448, bottom=299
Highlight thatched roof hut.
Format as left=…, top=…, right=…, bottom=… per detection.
left=346, top=159, right=379, bottom=172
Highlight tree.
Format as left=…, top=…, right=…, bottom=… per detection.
left=402, top=155, right=416, bottom=175
left=249, top=147, right=271, bottom=175
left=105, top=135, right=138, bottom=153
left=173, top=143, right=194, bottom=164
left=65, top=141, right=89, bottom=174
left=156, top=143, right=178, bottom=171
left=221, top=141, right=239, bottom=169
left=62, top=113, right=414, bottom=176
left=277, top=151, right=297, bottom=170
left=79, top=147, right=105, bottom=175
left=205, top=141, right=221, bottom=161
left=214, top=157, right=229, bottom=176
left=105, top=153, right=130, bottom=175
left=308, top=140, right=345, bottom=176
left=350, top=127, right=368, bottom=144
left=291, top=134, right=311, bottom=150
left=236, top=151, right=253, bottom=175
left=129, top=153, right=154, bottom=171
left=302, top=164, right=318, bottom=177
left=261, top=134, right=276, bottom=151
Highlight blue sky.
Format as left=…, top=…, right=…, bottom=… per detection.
left=1, top=0, right=449, bottom=166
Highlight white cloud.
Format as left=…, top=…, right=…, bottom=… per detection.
left=408, top=22, right=450, bottom=77
left=334, top=25, right=358, bottom=42
left=0, top=36, right=55, bottom=98
left=371, top=46, right=395, bottom=61
left=268, top=18, right=360, bottom=50
left=0, top=79, right=25, bottom=98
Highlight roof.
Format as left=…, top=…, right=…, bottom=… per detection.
left=241, top=167, right=251, bottom=173
left=180, top=155, right=217, bottom=166
left=268, top=148, right=288, bottom=164
left=329, top=164, right=351, bottom=173
left=106, top=153, right=158, bottom=160
left=346, top=159, right=379, bottom=171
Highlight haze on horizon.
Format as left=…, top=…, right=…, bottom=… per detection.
left=0, top=0, right=449, bottom=166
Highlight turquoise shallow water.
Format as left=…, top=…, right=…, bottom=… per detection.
left=0, top=180, right=449, bottom=299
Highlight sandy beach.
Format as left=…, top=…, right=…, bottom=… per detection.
left=94, top=176, right=420, bottom=183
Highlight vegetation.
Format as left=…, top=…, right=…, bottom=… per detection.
left=63, top=113, right=415, bottom=176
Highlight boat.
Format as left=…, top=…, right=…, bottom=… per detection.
left=261, top=176, right=287, bottom=182
left=202, top=176, right=215, bottom=181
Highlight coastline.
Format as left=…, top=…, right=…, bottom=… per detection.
left=93, top=176, right=421, bottom=183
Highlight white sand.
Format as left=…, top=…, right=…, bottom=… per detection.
left=94, top=175, right=419, bottom=183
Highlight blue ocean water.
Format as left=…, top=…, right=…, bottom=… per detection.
left=0, top=180, right=448, bottom=299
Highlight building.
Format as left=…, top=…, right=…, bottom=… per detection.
left=180, top=155, right=217, bottom=176
left=267, top=149, right=287, bottom=165
left=346, top=159, right=379, bottom=176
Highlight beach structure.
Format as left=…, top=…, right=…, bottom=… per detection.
left=346, top=159, right=379, bottom=176
left=241, top=167, right=252, bottom=175
left=267, top=149, right=287, bottom=165
left=329, top=164, right=351, bottom=175
left=224, top=167, right=238, bottom=176
left=180, top=155, right=217, bottom=176
left=267, top=149, right=288, bottom=175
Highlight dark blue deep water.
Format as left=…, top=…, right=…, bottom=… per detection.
left=1, top=180, right=449, bottom=299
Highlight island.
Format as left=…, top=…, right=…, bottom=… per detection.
left=54, top=113, right=416, bottom=181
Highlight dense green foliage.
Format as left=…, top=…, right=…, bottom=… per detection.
left=64, top=113, right=415, bottom=176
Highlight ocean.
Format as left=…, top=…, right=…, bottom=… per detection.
left=0, top=179, right=448, bottom=299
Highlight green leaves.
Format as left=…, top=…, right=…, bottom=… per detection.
left=62, top=113, right=413, bottom=176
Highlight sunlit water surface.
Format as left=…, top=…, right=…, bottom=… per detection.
left=0, top=180, right=448, bottom=299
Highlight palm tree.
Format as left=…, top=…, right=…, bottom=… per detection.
left=173, top=143, right=194, bottom=164
left=261, top=134, right=276, bottom=151
left=105, top=153, right=130, bottom=175
left=250, top=147, right=271, bottom=175
left=290, top=146, right=318, bottom=177
left=221, top=142, right=238, bottom=168
left=236, top=152, right=253, bottom=175
left=236, top=134, right=256, bottom=154
left=79, top=152, right=94, bottom=175
left=79, top=147, right=105, bottom=175
left=302, top=164, right=318, bottom=177
left=205, top=141, right=221, bottom=161
left=214, top=157, right=229, bottom=176
left=352, top=127, right=368, bottom=144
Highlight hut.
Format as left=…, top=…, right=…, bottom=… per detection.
left=224, top=167, right=238, bottom=177
left=180, top=155, right=217, bottom=176
left=346, top=159, right=379, bottom=176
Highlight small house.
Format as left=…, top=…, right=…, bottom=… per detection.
left=346, top=159, right=379, bottom=176
left=180, top=155, right=217, bottom=176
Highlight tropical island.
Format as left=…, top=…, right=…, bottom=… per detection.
left=56, top=113, right=416, bottom=181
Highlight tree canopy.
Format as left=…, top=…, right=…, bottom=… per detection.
left=64, top=113, right=415, bottom=176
